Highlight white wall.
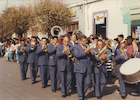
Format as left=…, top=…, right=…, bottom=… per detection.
left=71, top=5, right=85, bottom=35
left=84, top=0, right=128, bottom=39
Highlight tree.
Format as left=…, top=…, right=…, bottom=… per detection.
left=33, top=0, right=72, bottom=37
left=0, top=5, right=35, bottom=38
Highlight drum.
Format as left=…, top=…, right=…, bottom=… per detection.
left=120, top=58, right=140, bottom=84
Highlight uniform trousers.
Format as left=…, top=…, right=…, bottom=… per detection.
left=59, top=70, right=72, bottom=95
left=40, top=65, right=49, bottom=87
left=75, top=71, right=91, bottom=100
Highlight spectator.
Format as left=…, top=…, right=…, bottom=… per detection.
left=132, top=38, right=138, bottom=57
left=126, top=36, right=134, bottom=58
left=0, top=38, right=4, bottom=57
left=10, top=40, right=16, bottom=61
left=15, top=39, right=21, bottom=63
left=106, top=50, right=113, bottom=84
left=5, top=44, right=12, bottom=61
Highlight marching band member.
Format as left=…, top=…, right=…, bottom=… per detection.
left=69, top=34, right=77, bottom=90
left=36, top=38, right=49, bottom=88
left=114, top=43, right=129, bottom=99
left=73, top=35, right=91, bottom=100
left=92, top=39, right=108, bottom=99
left=17, top=39, right=28, bottom=80
left=114, top=38, right=119, bottom=52
left=56, top=36, right=73, bottom=98
left=26, top=36, right=38, bottom=84
left=48, top=36, right=59, bottom=92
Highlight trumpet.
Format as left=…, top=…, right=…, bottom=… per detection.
left=86, top=44, right=95, bottom=55
left=31, top=46, right=34, bottom=50
left=21, top=46, right=26, bottom=55
left=66, top=46, right=73, bottom=58
left=43, top=44, right=48, bottom=52
left=31, top=42, right=36, bottom=50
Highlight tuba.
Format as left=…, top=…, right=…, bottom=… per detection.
left=93, top=39, right=115, bottom=67
left=51, top=25, right=64, bottom=37
left=72, top=29, right=83, bottom=41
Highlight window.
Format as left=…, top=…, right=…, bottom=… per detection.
left=67, top=21, right=79, bottom=31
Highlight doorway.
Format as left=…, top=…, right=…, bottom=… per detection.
left=96, top=18, right=106, bottom=38
left=92, top=10, right=108, bottom=38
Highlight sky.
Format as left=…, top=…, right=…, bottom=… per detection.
left=0, top=0, right=82, bottom=14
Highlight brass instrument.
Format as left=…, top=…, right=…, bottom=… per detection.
left=31, top=42, right=35, bottom=50
left=72, top=29, right=82, bottom=42
left=31, top=46, right=34, bottom=50
left=86, top=44, right=96, bottom=55
left=43, top=44, right=48, bottom=52
left=51, top=25, right=64, bottom=37
left=66, top=46, right=73, bottom=58
left=22, top=46, right=26, bottom=55
left=93, top=39, right=115, bottom=67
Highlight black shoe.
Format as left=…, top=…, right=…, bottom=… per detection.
left=97, top=96, right=101, bottom=99
left=42, top=86, right=46, bottom=88
left=84, top=96, right=87, bottom=100
left=121, top=96, right=126, bottom=99
left=52, top=89, right=56, bottom=92
left=107, top=81, right=113, bottom=84
left=31, top=82, right=35, bottom=84
left=57, top=88, right=61, bottom=91
left=62, top=95, right=66, bottom=98
left=21, top=78, right=25, bottom=81
left=67, top=93, right=71, bottom=96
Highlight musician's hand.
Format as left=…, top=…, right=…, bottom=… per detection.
left=55, top=43, right=59, bottom=48
left=100, top=55, right=106, bottom=60
left=41, top=44, right=45, bottom=50
left=34, top=44, right=36, bottom=47
left=90, top=47, right=93, bottom=50
left=121, top=53, right=125, bottom=57
left=85, top=46, right=90, bottom=53
left=63, top=47, right=67, bottom=53
left=71, top=57, right=75, bottom=62
left=106, top=57, right=109, bottom=61
left=21, top=47, right=24, bottom=51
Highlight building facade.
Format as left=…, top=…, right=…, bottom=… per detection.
left=69, top=0, right=140, bottom=39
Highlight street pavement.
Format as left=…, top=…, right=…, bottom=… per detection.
left=0, top=57, right=140, bottom=100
